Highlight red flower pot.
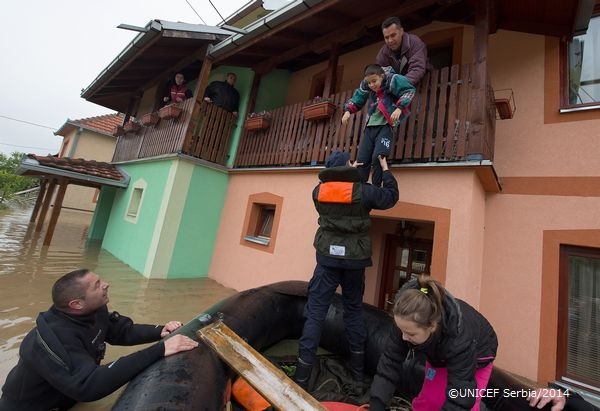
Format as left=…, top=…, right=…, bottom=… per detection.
left=142, top=112, right=160, bottom=126
left=302, top=101, right=336, bottom=121
left=112, top=125, right=125, bottom=137
left=123, top=121, right=141, bottom=133
left=244, top=116, right=270, bottom=131
left=159, top=104, right=182, bottom=120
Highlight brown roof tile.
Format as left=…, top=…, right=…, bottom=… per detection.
left=28, top=154, right=125, bottom=181
left=74, top=113, right=125, bottom=135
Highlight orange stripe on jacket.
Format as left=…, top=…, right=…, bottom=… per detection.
left=318, top=182, right=354, bottom=203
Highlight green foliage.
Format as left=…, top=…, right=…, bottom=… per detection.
left=0, top=152, right=38, bottom=204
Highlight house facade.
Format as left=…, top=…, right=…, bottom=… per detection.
left=79, top=0, right=599, bottom=397
left=54, top=114, right=123, bottom=212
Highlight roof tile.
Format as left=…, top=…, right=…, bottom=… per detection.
left=28, top=154, right=124, bottom=181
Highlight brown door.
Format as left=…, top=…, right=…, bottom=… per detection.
left=378, top=234, right=433, bottom=311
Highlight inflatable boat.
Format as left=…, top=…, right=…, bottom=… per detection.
left=113, top=281, right=542, bottom=410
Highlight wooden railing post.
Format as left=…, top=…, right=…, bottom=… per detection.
left=181, top=56, right=214, bottom=153
left=467, top=0, right=491, bottom=161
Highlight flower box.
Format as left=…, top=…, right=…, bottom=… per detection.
left=112, top=125, right=125, bottom=137
left=159, top=104, right=182, bottom=120
left=123, top=121, right=141, bottom=133
left=302, top=101, right=336, bottom=121
left=244, top=116, right=270, bottom=131
left=142, top=112, right=160, bottom=126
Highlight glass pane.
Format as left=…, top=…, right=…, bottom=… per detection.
left=395, top=248, right=409, bottom=267
left=566, top=255, right=600, bottom=385
left=412, top=249, right=428, bottom=273
left=568, top=16, right=600, bottom=105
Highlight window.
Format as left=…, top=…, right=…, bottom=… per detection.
left=561, top=14, right=600, bottom=111
left=241, top=192, right=283, bottom=253
left=124, top=179, right=146, bottom=223
left=558, top=245, right=600, bottom=391
left=244, top=205, right=275, bottom=245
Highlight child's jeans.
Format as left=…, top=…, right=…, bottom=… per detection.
left=356, top=124, right=392, bottom=186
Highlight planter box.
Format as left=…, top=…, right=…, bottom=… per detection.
left=123, top=121, right=141, bottom=133
left=112, top=125, right=125, bottom=137
left=302, top=101, right=336, bottom=121
left=159, top=104, right=182, bottom=120
left=244, top=116, right=270, bottom=131
left=142, top=112, right=160, bottom=126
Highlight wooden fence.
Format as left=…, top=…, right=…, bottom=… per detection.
left=112, top=99, right=235, bottom=166
left=234, top=63, right=496, bottom=168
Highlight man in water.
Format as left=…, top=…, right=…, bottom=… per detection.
left=0, top=268, right=198, bottom=411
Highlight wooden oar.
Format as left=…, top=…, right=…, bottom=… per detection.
left=198, top=321, right=327, bottom=411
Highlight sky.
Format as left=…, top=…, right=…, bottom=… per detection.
left=0, top=0, right=286, bottom=157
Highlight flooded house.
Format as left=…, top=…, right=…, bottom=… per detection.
left=19, top=0, right=599, bottom=398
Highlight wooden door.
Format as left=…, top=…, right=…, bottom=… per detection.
left=378, top=234, right=433, bottom=311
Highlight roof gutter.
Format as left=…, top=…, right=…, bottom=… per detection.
left=208, top=0, right=326, bottom=60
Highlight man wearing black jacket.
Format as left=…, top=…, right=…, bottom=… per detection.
left=0, top=269, right=198, bottom=411
left=295, top=151, right=399, bottom=393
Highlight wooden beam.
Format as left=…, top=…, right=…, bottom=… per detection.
left=251, top=0, right=437, bottom=70
left=29, top=179, right=47, bottom=224
left=322, top=43, right=340, bottom=98
left=181, top=56, right=214, bottom=153
left=214, top=0, right=342, bottom=63
left=198, top=322, right=327, bottom=411
left=35, top=178, right=57, bottom=233
left=247, top=72, right=262, bottom=114
left=43, top=179, right=67, bottom=247
left=466, top=0, right=490, bottom=160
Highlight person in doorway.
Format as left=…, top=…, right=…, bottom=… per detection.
left=295, top=151, right=399, bottom=394
left=376, top=16, right=428, bottom=86
left=0, top=268, right=198, bottom=411
left=369, top=274, right=498, bottom=411
left=342, top=64, right=415, bottom=186
left=203, top=72, right=240, bottom=115
left=163, top=72, right=193, bottom=104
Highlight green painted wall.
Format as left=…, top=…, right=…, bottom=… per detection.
left=88, top=187, right=116, bottom=240
left=207, top=66, right=254, bottom=167
left=101, top=161, right=172, bottom=274
left=168, top=164, right=229, bottom=278
left=254, top=69, right=291, bottom=113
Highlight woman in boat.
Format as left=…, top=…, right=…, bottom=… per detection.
left=369, top=274, right=498, bottom=411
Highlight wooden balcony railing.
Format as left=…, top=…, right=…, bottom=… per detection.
left=234, top=63, right=496, bottom=168
left=112, top=99, right=235, bottom=165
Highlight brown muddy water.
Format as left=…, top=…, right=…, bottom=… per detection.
left=0, top=205, right=237, bottom=410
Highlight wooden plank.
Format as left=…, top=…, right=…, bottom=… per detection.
left=283, top=103, right=303, bottom=166
left=403, top=83, right=419, bottom=159
left=29, top=179, right=47, bottom=224
left=413, top=72, right=430, bottom=159
left=424, top=69, right=439, bottom=160
left=444, top=64, right=459, bottom=160
left=35, top=178, right=56, bottom=233
left=434, top=66, right=450, bottom=160
left=43, top=179, right=67, bottom=246
left=455, top=64, right=471, bottom=158
left=198, top=322, right=327, bottom=411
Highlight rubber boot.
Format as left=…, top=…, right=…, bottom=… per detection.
left=293, top=358, right=313, bottom=391
left=349, top=350, right=365, bottom=396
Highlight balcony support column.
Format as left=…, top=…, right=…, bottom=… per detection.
left=322, top=42, right=340, bottom=98
left=467, top=0, right=491, bottom=161
left=181, top=56, right=214, bottom=153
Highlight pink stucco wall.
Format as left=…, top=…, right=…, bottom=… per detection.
left=210, top=22, right=600, bottom=384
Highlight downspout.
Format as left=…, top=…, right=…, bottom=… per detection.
left=67, top=127, right=83, bottom=158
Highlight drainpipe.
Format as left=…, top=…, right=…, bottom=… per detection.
left=67, top=127, right=83, bottom=158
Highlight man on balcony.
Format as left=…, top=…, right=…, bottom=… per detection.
left=203, top=72, right=240, bottom=116
left=163, top=72, right=193, bottom=105
left=376, top=16, right=428, bottom=86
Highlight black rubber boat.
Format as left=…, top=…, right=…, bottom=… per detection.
left=113, top=281, right=545, bottom=411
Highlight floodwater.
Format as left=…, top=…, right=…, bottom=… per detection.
left=0, top=204, right=237, bottom=410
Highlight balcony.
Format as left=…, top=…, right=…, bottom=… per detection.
left=112, top=63, right=496, bottom=169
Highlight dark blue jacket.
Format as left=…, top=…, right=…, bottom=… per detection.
left=0, top=305, right=164, bottom=411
